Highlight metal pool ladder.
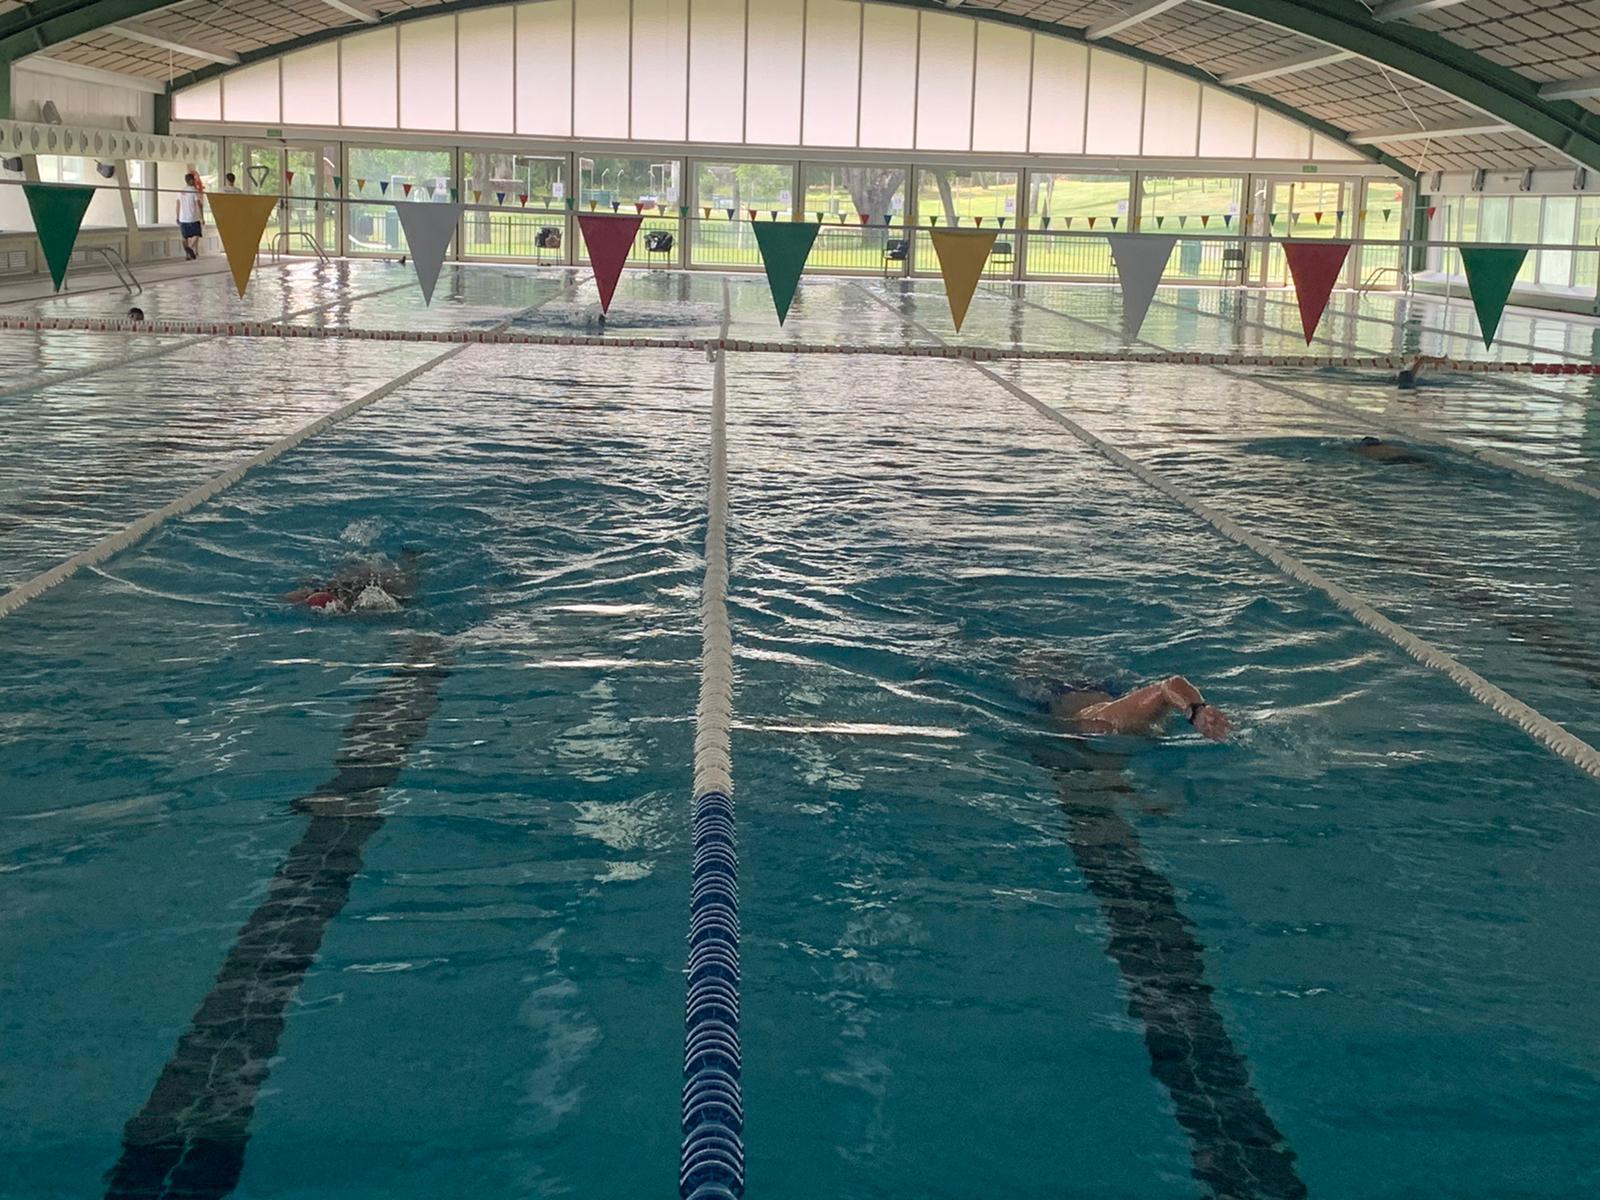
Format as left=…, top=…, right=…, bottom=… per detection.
left=87, top=246, right=141, bottom=294
left=267, top=231, right=331, bottom=264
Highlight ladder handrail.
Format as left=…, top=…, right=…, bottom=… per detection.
left=85, top=245, right=141, bottom=294
left=268, top=230, right=331, bottom=265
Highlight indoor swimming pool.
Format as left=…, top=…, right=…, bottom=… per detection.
left=3, top=261, right=1599, bottom=1199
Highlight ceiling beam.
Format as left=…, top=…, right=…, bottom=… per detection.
left=15, top=53, right=167, bottom=93
left=1540, top=74, right=1600, bottom=103
left=1349, top=120, right=1516, bottom=143
left=1219, top=48, right=1356, bottom=85
left=104, top=19, right=238, bottom=64
left=1191, top=0, right=1600, bottom=171
left=1371, top=0, right=1468, bottom=23
left=0, top=2, right=184, bottom=60
left=316, top=0, right=380, bottom=24
left=1086, top=0, right=1188, bottom=41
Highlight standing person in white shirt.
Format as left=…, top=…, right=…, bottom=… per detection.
left=219, top=172, right=242, bottom=194
left=177, top=173, right=205, bottom=260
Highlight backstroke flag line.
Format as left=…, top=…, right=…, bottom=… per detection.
left=1459, top=246, right=1528, bottom=349
left=751, top=221, right=820, bottom=324
left=395, top=202, right=463, bottom=305
left=208, top=193, right=279, bottom=297
left=928, top=229, right=998, bottom=332
left=577, top=214, right=644, bottom=314
left=1281, top=241, right=1352, bottom=343
left=23, top=183, right=97, bottom=292
left=1106, top=234, right=1176, bottom=338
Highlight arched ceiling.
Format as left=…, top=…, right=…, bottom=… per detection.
left=3, top=0, right=1598, bottom=175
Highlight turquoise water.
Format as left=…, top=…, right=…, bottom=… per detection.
left=2, top=263, right=1599, bottom=1198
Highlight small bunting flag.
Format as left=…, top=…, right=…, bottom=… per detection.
left=1268, top=213, right=1278, bottom=227
left=520, top=194, right=530, bottom=207
left=402, top=182, right=412, bottom=198
left=496, top=192, right=506, bottom=205
left=1382, top=208, right=1392, bottom=221
left=589, top=200, right=598, bottom=211
left=1178, top=215, right=1188, bottom=228
left=450, top=187, right=459, bottom=203
left=858, top=213, right=869, bottom=225
left=704, top=206, right=713, bottom=219
left=1313, top=211, right=1323, bottom=224
left=997, top=216, right=1007, bottom=229
left=1064, top=216, right=1074, bottom=229
left=815, top=210, right=825, bottom=222
left=926, top=214, right=937, bottom=228
left=1427, top=206, right=1437, bottom=219
left=1336, top=209, right=1345, bottom=222
left=286, top=170, right=295, bottom=186
left=1109, top=216, right=1119, bottom=229
left=725, top=208, right=734, bottom=220
left=356, top=178, right=366, bottom=192
left=1040, top=216, right=1052, bottom=229
left=1201, top=215, right=1211, bottom=227
left=770, top=210, right=779, bottom=221
left=332, top=175, right=342, bottom=191
left=974, top=216, right=984, bottom=228
left=1087, top=216, right=1098, bottom=229
left=1222, top=214, right=1232, bottom=228
left=1155, top=216, right=1165, bottom=229
left=612, top=201, right=621, bottom=213
left=472, top=190, right=481, bottom=204
left=1290, top=212, right=1300, bottom=225
left=379, top=181, right=390, bottom=195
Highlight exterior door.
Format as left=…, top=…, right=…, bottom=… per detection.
left=1249, top=176, right=1357, bottom=286
left=231, top=141, right=337, bottom=256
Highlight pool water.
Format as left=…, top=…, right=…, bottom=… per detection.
left=2, top=261, right=1598, bottom=1199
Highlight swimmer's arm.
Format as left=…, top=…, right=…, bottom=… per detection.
left=1079, top=676, right=1230, bottom=740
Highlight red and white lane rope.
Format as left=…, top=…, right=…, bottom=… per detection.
left=0, top=314, right=1595, bottom=375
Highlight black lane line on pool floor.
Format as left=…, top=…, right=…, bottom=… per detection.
left=103, top=633, right=450, bottom=1200
left=1037, top=745, right=1307, bottom=1200
left=849, top=280, right=1312, bottom=1195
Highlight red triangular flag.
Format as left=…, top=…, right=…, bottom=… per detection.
left=1200, top=214, right=1210, bottom=227
left=402, top=182, right=413, bottom=197
left=519, top=194, right=529, bottom=207
left=1314, top=211, right=1324, bottom=224
left=1427, top=206, right=1437, bottom=219
left=1087, top=216, right=1097, bottom=229
left=577, top=214, right=643, bottom=314
left=858, top=213, right=869, bottom=225
left=1281, top=241, right=1352, bottom=344
left=285, top=170, right=295, bottom=185
left=636, top=201, right=645, bottom=214
left=749, top=209, right=758, bottom=223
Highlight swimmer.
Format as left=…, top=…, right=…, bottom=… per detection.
left=1349, top=435, right=1432, bottom=466
left=282, top=549, right=420, bottom=615
left=1048, top=675, right=1230, bottom=741
left=127, top=306, right=145, bottom=323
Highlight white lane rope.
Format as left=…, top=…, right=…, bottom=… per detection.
left=0, top=281, right=417, bottom=402
left=694, top=347, right=735, bottom=803
left=855, top=282, right=1600, bottom=786
left=0, top=277, right=590, bottom=621
left=1004, top=289, right=1600, bottom=503
left=0, top=312, right=1595, bottom=376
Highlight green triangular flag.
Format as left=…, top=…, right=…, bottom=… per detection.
left=750, top=221, right=820, bottom=324
left=333, top=175, right=343, bottom=190
left=1459, top=246, right=1528, bottom=348
left=23, top=183, right=96, bottom=292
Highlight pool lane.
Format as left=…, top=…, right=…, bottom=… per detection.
left=0, top=341, right=712, bottom=1198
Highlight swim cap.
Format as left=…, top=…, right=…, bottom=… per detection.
left=1359, top=436, right=1382, bottom=446
left=305, top=590, right=338, bottom=608
left=353, top=585, right=400, bottom=613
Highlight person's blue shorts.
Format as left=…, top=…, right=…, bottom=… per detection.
left=179, top=221, right=202, bottom=238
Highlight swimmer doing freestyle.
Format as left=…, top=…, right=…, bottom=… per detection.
left=1049, top=675, right=1231, bottom=741
left=282, top=549, right=420, bottom=615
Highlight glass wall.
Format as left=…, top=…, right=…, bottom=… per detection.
left=1358, top=179, right=1407, bottom=287
left=35, top=156, right=127, bottom=229
left=912, top=166, right=1017, bottom=277
left=801, top=162, right=908, bottom=273
left=576, top=155, right=680, bottom=266
left=1578, top=197, right=1600, bottom=294
left=346, top=145, right=454, bottom=256
left=462, top=150, right=567, bottom=261
left=1023, top=172, right=1130, bottom=279
left=1139, top=174, right=1243, bottom=282
left=691, top=161, right=796, bottom=268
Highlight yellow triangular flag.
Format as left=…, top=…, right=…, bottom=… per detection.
left=928, top=229, right=998, bottom=332
left=207, top=193, right=278, bottom=297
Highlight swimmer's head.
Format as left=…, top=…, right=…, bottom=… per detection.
left=127, top=307, right=145, bottom=322
left=1358, top=436, right=1383, bottom=446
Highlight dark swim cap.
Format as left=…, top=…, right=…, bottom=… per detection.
left=1359, top=436, right=1382, bottom=446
